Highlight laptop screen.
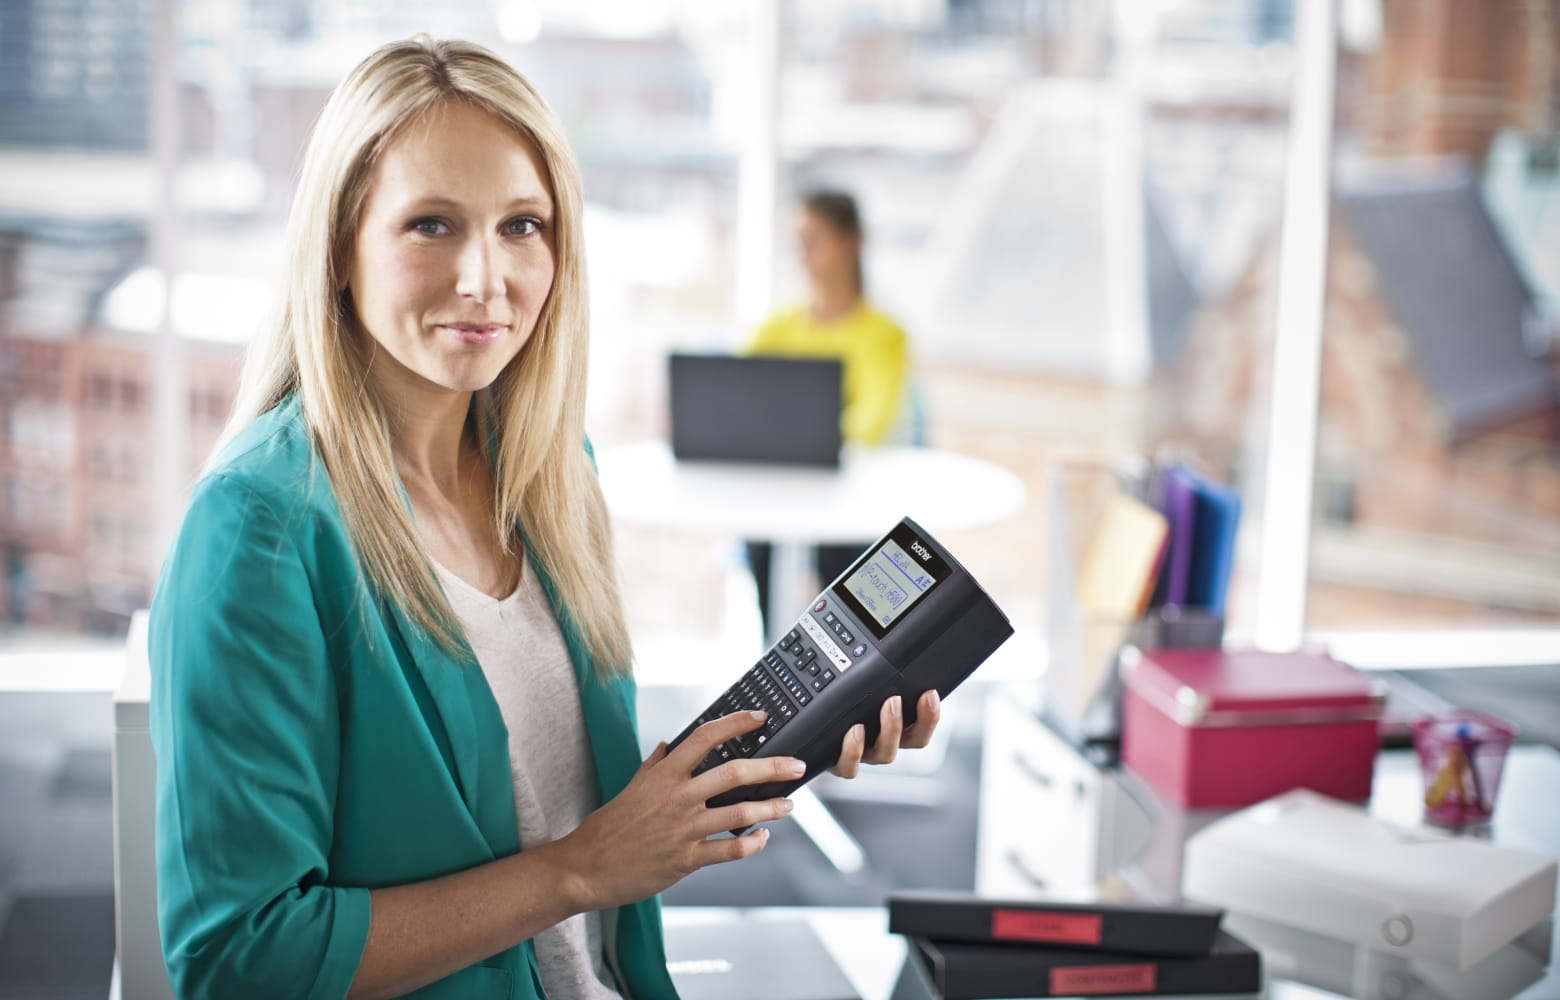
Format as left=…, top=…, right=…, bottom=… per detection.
left=668, top=353, right=844, bottom=467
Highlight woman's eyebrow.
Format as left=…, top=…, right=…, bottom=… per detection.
left=399, top=194, right=553, bottom=214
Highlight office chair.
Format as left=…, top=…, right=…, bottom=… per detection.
left=110, top=610, right=176, bottom=1000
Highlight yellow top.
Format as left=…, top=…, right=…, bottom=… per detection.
left=746, top=302, right=909, bottom=446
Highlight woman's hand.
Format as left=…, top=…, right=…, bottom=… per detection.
left=829, top=688, right=942, bottom=779
left=544, top=710, right=798, bottom=913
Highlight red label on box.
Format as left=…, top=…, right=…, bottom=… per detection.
left=1050, top=963, right=1158, bottom=995
left=990, top=909, right=1104, bottom=945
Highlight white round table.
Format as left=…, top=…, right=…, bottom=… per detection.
left=596, top=441, right=1028, bottom=639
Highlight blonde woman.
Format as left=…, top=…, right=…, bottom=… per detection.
left=149, top=36, right=940, bottom=1000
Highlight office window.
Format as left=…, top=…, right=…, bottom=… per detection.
left=1, top=0, right=1553, bottom=666
left=1303, top=3, right=1560, bottom=639
left=88, top=445, right=112, bottom=480
left=121, top=377, right=144, bottom=414
left=744, top=2, right=1293, bottom=639
left=0, top=0, right=745, bottom=638
left=86, top=374, right=113, bottom=411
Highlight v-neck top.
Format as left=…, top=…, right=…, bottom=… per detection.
left=433, top=554, right=623, bottom=999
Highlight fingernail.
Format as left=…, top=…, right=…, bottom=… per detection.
left=759, top=827, right=771, bottom=842
left=890, top=695, right=902, bottom=719
left=781, top=798, right=795, bottom=813
left=750, top=710, right=767, bottom=722
left=852, top=724, right=866, bottom=743
left=789, top=759, right=806, bottom=776
left=928, top=689, right=941, bottom=712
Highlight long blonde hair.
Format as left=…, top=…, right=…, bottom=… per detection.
left=225, top=36, right=632, bottom=677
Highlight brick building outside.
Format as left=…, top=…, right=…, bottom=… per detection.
left=0, top=229, right=242, bottom=634
left=1156, top=172, right=1560, bottom=625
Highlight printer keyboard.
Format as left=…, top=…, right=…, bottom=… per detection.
left=680, top=624, right=838, bottom=774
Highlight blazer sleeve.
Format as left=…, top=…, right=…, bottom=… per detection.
left=149, top=472, right=371, bottom=1000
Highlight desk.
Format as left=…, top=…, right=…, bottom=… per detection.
left=975, top=682, right=1560, bottom=1000
left=664, top=904, right=1556, bottom=1000
left=596, top=441, right=1027, bottom=643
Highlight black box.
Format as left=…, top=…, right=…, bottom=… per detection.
left=888, top=891, right=1224, bottom=958
left=892, top=930, right=1263, bottom=1000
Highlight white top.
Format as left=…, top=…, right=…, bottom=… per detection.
left=434, top=554, right=622, bottom=1000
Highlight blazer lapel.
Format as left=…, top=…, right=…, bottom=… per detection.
left=281, top=392, right=520, bottom=857
left=383, top=597, right=521, bottom=858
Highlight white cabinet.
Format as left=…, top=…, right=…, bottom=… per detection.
left=975, top=685, right=1129, bottom=899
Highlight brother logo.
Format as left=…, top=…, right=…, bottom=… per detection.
left=909, top=541, right=933, bottom=561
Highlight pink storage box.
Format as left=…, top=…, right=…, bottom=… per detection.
left=1121, top=648, right=1385, bottom=809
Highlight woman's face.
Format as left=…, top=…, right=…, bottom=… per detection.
left=796, top=208, right=858, bottom=288
left=345, top=100, right=556, bottom=404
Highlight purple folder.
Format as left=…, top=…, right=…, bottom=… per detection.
left=1154, top=465, right=1198, bottom=609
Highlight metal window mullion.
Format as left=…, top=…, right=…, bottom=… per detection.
left=734, top=0, right=783, bottom=327
left=1253, top=0, right=1338, bottom=652
left=148, top=0, right=189, bottom=583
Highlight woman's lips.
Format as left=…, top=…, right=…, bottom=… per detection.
left=439, top=323, right=505, bottom=345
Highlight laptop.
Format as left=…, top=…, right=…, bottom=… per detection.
left=668, top=353, right=844, bottom=467
left=664, top=917, right=862, bottom=1000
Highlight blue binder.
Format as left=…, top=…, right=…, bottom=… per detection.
left=1182, top=467, right=1241, bottom=615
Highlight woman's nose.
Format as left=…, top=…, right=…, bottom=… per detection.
left=455, top=235, right=503, bottom=302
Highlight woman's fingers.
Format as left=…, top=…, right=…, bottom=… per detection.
left=829, top=723, right=867, bottom=778
left=690, top=754, right=805, bottom=802
left=697, top=795, right=795, bottom=840
left=695, top=826, right=772, bottom=866
left=572, top=687, right=949, bottom=907
left=662, top=711, right=767, bottom=777
left=637, top=741, right=669, bottom=775
left=828, top=689, right=943, bottom=777
left=899, top=688, right=942, bottom=750
left=861, top=695, right=904, bottom=765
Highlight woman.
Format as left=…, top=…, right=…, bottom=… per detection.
left=746, top=190, right=915, bottom=629
left=149, top=37, right=940, bottom=1000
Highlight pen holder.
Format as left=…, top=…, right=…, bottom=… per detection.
left=1413, top=709, right=1518, bottom=827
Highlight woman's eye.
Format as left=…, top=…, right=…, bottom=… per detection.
left=505, top=216, right=544, bottom=237
left=410, top=217, right=449, bottom=236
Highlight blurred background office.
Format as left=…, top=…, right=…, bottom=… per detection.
left=1, top=0, right=1558, bottom=996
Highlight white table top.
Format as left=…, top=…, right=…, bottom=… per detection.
left=596, top=441, right=1027, bottom=544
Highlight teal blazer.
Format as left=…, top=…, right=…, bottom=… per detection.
left=149, top=395, right=679, bottom=1000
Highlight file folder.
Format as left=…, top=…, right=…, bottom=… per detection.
left=1183, top=467, right=1240, bottom=614
left=896, top=931, right=1262, bottom=999
left=1149, top=464, right=1198, bottom=609
left=887, top=890, right=1224, bottom=958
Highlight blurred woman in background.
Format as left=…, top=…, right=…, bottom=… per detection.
left=745, top=190, right=916, bottom=632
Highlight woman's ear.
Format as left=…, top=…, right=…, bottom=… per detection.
left=335, top=263, right=355, bottom=318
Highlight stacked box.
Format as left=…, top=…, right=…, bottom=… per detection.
left=887, top=891, right=1261, bottom=999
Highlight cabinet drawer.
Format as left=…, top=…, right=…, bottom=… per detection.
left=977, top=689, right=1109, bottom=897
